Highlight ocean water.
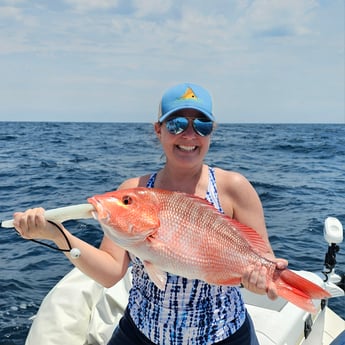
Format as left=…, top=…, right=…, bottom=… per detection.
left=0, top=122, right=344, bottom=344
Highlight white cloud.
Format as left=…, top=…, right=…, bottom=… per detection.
left=1, top=0, right=26, bottom=4
left=63, top=0, right=119, bottom=12
left=0, top=0, right=343, bottom=122
left=132, top=0, right=173, bottom=18
left=0, top=5, right=23, bottom=20
left=235, top=0, right=319, bottom=37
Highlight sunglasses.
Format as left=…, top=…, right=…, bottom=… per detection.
left=163, top=117, right=214, bottom=137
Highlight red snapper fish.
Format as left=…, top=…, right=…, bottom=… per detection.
left=88, top=187, right=330, bottom=313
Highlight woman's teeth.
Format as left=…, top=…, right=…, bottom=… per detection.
left=177, top=145, right=197, bottom=152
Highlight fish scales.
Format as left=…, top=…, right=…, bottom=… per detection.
left=158, top=192, right=259, bottom=281
left=88, top=187, right=331, bottom=313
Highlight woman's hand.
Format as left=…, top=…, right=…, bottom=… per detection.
left=13, top=208, right=60, bottom=241
left=241, top=258, right=288, bottom=300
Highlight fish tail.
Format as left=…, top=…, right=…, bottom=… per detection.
left=274, top=269, right=330, bottom=314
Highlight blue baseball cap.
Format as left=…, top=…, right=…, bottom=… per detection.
left=158, top=83, right=215, bottom=122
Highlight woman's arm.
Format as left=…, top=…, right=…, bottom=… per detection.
left=216, top=168, right=287, bottom=298
left=12, top=177, right=146, bottom=288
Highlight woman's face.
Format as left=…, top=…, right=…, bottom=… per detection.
left=155, top=109, right=213, bottom=168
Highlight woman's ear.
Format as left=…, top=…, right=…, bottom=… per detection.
left=154, top=122, right=161, bottom=138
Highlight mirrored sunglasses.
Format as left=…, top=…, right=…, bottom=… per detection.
left=164, top=117, right=213, bottom=137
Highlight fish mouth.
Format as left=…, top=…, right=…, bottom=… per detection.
left=87, top=197, right=112, bottom=224
left=88, top=198, right=142, bottom=246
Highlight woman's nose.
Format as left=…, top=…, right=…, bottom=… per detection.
left=181, top=120, right=197, bottom=137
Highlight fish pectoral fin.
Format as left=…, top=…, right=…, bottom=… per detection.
left=143, top=261, right=167, bottom=290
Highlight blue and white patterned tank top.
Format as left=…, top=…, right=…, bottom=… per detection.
left=127, top=167, right=246, bottom=344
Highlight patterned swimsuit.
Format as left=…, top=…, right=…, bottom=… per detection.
left=126, top=167, right=246, bottom=344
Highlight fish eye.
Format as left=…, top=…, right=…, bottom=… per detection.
left=122, top=196, right=133, bottom=205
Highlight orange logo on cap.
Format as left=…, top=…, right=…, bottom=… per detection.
left=180, top=87, right=197, bottom=100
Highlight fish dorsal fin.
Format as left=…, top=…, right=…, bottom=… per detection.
left=227, top=217, right=271, bottom=255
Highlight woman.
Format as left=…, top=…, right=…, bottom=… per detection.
left=14, top=83, right=286, bottom=344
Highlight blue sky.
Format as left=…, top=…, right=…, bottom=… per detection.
left=0, top=0, right=344, bottom=123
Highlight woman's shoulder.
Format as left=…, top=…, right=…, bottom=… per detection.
left=212, top=166, right=262, bottom=222
left=213, top=167, right=256, bottom=204
left=117, top=174, right=153, bottom=189
left=213, top=167, right=249, bottom=187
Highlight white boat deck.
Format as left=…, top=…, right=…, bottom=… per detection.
left=25, top=268, right=344, bottom=345
left=242, top=270, right=345, bottom=345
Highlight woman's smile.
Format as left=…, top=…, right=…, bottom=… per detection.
left=176, top=145, right=198, bottom=152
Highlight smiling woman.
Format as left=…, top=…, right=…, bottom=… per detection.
left=13, top=82, right=287, bottom=345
